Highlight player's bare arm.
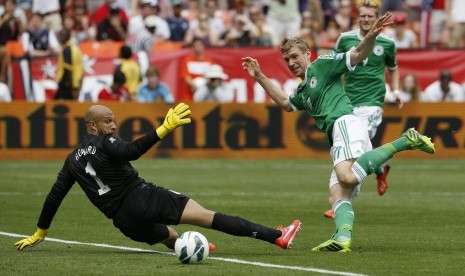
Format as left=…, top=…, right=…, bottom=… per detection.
left=389, top=67, right=404, bottom=108
left=241, top=57, right=293, bottom=111
left=350, top=12, right=393, bottom=65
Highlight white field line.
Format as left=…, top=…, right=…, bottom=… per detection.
left=1, top=231, right=368, bottom=276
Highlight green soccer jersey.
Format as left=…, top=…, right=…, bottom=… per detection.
left=289, top=52, right=354, bottom=144
left=335, top=29, right=397, bottom=107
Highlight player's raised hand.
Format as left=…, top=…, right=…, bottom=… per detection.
left=14, top=228, right=47, bottom=251
left=368, top=12, right=393, bottom=37
left=241, top=57, right=262, bottom=79
left=156, top=103, right=192, bottom=139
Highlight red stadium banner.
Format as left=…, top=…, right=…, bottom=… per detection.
left=0, top=102, right=464, bottom=160
left=11, top=46, right=465, bottom=102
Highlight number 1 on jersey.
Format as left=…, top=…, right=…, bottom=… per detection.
left=85, top=162, right=111, bottom=195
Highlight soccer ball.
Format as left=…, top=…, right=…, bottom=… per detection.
left=174, top=231, right=209, bottom=264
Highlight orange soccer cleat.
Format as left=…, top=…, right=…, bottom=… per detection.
left=275, top=219, right=302, bottom=249
left=376, top=164, right=391, bottom=196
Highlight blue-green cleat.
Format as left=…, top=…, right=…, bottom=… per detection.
left=311, top=238, right=351, bottom=253
left=402, top=128, right=435, bottom=154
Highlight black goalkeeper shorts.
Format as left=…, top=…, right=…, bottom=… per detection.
left=112, top=182, right=189, bottom=245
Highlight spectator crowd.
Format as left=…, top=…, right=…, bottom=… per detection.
left=0, top=0, right=464, bottom=103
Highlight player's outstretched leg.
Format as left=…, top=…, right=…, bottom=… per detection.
left=275, top=219, right=302, bottom=249
left=313, top=199, right=353, bottom=252
left=352, top=128, right=434, bottom=183
left=402, top=127, right=435, bottom=153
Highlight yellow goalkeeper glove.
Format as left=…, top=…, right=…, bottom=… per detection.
left=156, top=103, right=192, bottom=139
left=14, top=228, right=48, bottom=251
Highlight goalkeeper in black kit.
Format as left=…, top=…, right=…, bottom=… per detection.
left=15, top=103, right=301, bottom=251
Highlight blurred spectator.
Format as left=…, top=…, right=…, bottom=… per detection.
left=405, top=0, right=422, bottom=34
left=386, top=73, right=421, bottom=103
left=380, top=0, right=403, bottom=14
left=321, top=0, right=339, bottom=30
left=223, top=0, right=250, bottom=30
left=92, top=0, right=129, bottom=27
left=421, top=0, right=448, bottom=48
left=446, top=0, right=465, bottom=48
left=117, top=45, right=141, bottom=96
left=384, top=13, right=419, bottom=49
left=96, top=5, right=128, bottom=41
left=126, top=13, right=159, bottom=76
left=131, top=0, right=170, bottom=41
left=0, top=0, right=23, bottom=83
left=318, top=20, right=341, bottom=48
left=0, top=0, right=27, bottom=26
left=32, top=0, right=62, bottom=32
left=297, top=10, right=319, bottom=58
left=194, top=64, right=233, bottom=102
left=204, top=0, right=227, bottom=40
left=21, top=13, right=60, bottom=57
left=421, top=70, right=464, bottom=102
left=136, top=65, right=174, bottom=103
left=126, top=15, right=154, bottom=54
left=265, top=0, right=301, bottom=47
left=166, top=0, right=189, bottom=42
left=248, top=5, right=274, bottom=47
left=184, top=12, right=220, bottom=47
left=98, top=69, right=131, bottom=102
left=334, top=0, right=355, bottom=33
left=62, top=3, right=93, bottom=43
left=0, top=81, right=12, bottom=102
left=306, top=0, right=324, bottom=29
left=55, top=28, right=83, bottom=100
left=179, top=37, right=215, bottom=101
left=223, top=14, right=258, bottom=47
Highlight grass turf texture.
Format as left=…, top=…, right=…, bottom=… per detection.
left=1, top=159, right=464, bottom=275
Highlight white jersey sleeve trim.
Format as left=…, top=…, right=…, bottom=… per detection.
left=345, top=50, right=356, bottom=71
left=288, top=95, right=299, bottom=111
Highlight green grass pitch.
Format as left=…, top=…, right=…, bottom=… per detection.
left=1, top=159, right=464, bottom=275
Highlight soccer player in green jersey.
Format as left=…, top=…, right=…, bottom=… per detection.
left=334, top=0, right=403, bottom=199
left=242, top=11, right=435, bottom=252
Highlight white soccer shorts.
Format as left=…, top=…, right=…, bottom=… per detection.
left=353, top=106, right=383, bottom=139
left=329, top=114, right=372, bottom=198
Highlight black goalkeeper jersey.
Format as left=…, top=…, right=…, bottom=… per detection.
left=37, top=131, right=161, bottom=230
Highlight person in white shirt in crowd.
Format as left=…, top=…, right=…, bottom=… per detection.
left=421, top=70, right=465, bottom=102
left=21, top=13, right=61, bottom=57
left=128, top=0, right=170, bottom=42
left=0, top=81, right=12, bottom=102
left=193, top=64, right=233, bottom=103
left=384, top=13, right=418, bottom=49
left=204, top=0, right=227, bottom=39
left=265, top=0, right=301, bottom=47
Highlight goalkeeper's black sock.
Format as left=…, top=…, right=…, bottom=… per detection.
left=212, top=212, right=281, bottom=244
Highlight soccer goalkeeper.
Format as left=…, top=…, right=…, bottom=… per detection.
left=15, top=104, right=301, bottom=252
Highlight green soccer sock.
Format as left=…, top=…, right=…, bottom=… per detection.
left=352, top=136, right=408, bottom=182
left=375, top=165, right=384, bottom=176
left=333, top=199, right=354, bottom=241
